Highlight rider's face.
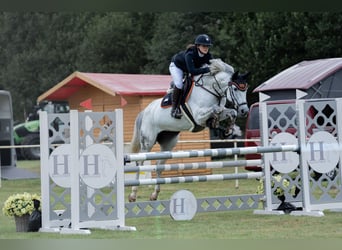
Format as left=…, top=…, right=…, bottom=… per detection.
left=198, top=45, right=210, bottom=54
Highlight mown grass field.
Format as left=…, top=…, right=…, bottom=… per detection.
left=1, top=160, right=342, bottom=239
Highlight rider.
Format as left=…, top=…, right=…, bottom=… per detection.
left=169, top=34, right=215, bottom=119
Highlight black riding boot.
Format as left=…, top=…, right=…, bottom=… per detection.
left=171, top=87, right=182, bottom=119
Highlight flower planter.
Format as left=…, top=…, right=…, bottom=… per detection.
left=14, top=214, right=30, bottom=232
left=2, top=192, right=41, bottom=232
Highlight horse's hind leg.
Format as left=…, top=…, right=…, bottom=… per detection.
left=128, top=165, right=141, bottom=202
left=129, top=130, right=157, bottom=202
left=149, top=158, right=166, bottom=201
left=150, top=131, right=179, bottom=201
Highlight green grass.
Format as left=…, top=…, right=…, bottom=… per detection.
left=1, top=160, right=342, bottom=239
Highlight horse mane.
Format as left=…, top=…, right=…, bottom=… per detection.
left=209, top=58, right=234, bottom=74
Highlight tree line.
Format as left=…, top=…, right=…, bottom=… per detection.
left=0, top=12, right=341, bottom=122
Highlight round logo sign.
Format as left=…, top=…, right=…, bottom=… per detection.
left=170, top=190, right=197, bottom=221
left=269, top=132, right=299, bottom=173
left=48, top=144, right=72, bottom=188
left=306, top=131, right=339, bottom=174
left=79, top=144, right=117, bottom=189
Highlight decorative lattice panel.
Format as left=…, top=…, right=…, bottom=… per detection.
left=125, top=194, right=263, bottom=218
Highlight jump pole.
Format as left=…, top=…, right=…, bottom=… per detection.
left=125, top=171, right=263, bottom=186
left=124, top=144, right=299, bottom=163
left=124, top=159, right=262, bottom=173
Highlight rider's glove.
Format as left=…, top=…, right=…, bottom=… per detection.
left=209, top=64, right=220, bottom=75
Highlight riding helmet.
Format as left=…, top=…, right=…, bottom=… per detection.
left=194, top=34, right=213, bottom=46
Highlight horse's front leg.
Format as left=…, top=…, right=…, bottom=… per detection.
left=219, top=107, right=237, bottom=122
left=199, top=105, right=237, bottom=129
left=218, top=108, right=239, bottom=138
left=196, top=104, right=223, bottom=126
left=206, top=107, right=237, bottom=133
left=197, top=104, right=235, bottom=127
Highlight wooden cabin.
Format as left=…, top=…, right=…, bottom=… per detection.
left=37, top=71, right=212, bottom=177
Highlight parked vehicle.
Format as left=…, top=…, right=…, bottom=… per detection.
left=0, top=90, right=16, bottom=167
left=244, top=100, right=296, bottom=171
left=245, top=58, right=342, bottom=171
left=13, top=101, right=69, bottom=160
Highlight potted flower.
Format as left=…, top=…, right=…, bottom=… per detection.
left=2, top=192, right=41, bottom=232
left=256, top=175, right=298, bottom=213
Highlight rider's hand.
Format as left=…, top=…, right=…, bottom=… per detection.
left=209, top=65, right=219, bottom=75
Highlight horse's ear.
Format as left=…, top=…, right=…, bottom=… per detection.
left=232, top=71, right=239, bottom=80
left=243, top=72, right=251, bottom=79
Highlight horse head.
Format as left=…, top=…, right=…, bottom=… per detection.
left=225, top=71, right=250, bottom=118
left=205, top=59, right=250, bottom=118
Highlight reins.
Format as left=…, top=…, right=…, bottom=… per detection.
left=194, top=74, right=226, bottom=105
left=194, top=74, right=248, bottom=109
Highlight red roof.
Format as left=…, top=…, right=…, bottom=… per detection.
left=253, top=58, right=342, bottom=92
left=37, top=71, right=172, bottom=102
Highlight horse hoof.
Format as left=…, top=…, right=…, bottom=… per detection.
left=128, top=194, right=136, bottom=202
left=150, top=193, right=158, bottom=201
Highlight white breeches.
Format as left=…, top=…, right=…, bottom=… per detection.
left=169, top=62, right=184, bottom=89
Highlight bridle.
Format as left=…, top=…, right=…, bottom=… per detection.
left=226, top=80, right=248, bottom=110
left=194, top=74, right=248, bottom=109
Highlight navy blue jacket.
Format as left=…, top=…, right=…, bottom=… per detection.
left=172, top=46, right=213, bottom=75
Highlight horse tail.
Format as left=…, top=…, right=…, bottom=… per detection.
left=129, top=111, right=144, bottom=153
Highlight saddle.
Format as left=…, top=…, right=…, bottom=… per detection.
left=161, top=75, right=205, bottom=132
left=161, top=75, right=193, bottom=108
